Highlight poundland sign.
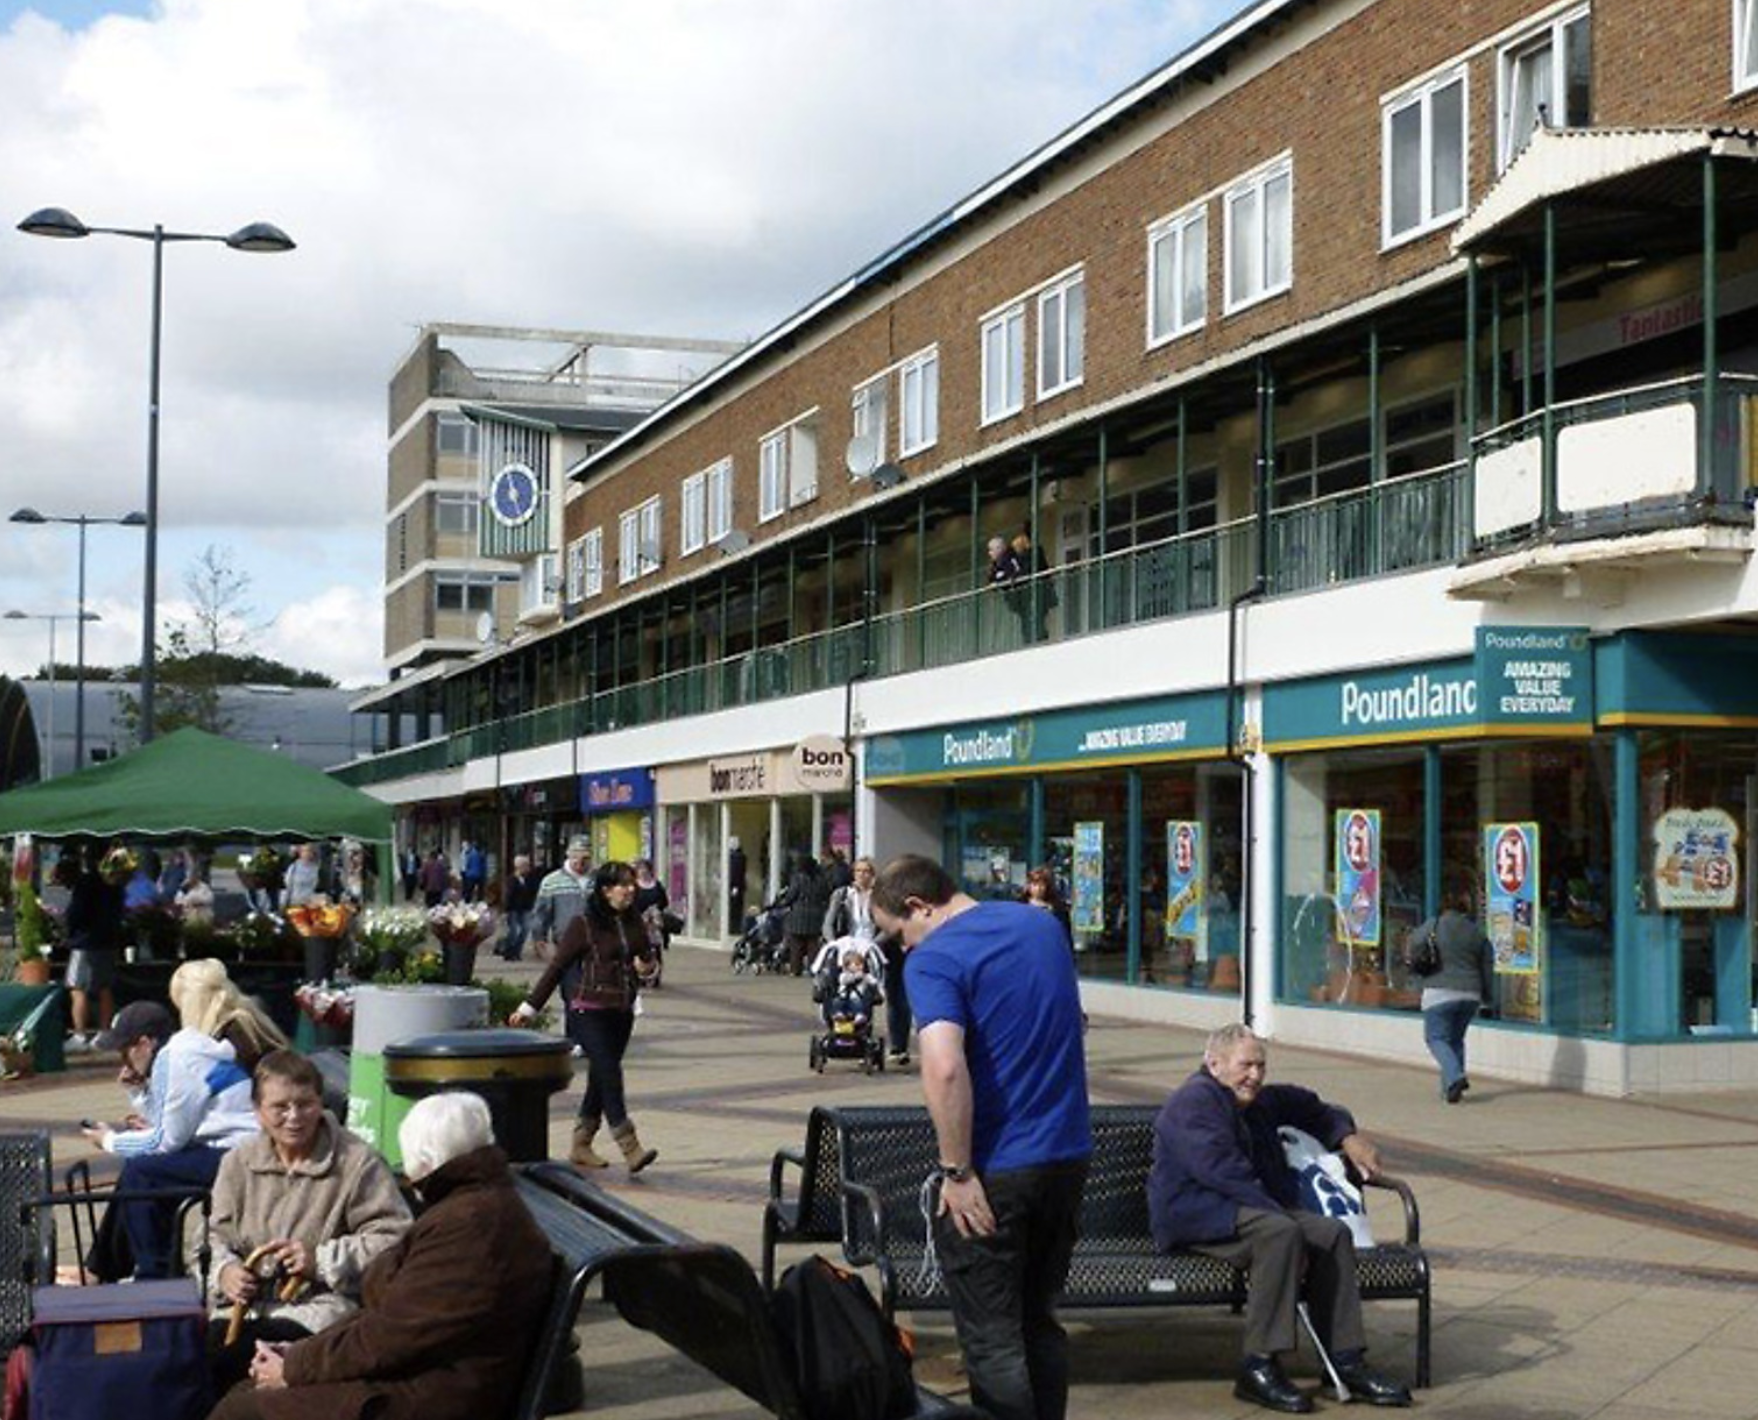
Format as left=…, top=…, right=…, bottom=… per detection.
left=1265, top=627, right=1592, bottom=750
left=866, top=690, right=1230, bottom=784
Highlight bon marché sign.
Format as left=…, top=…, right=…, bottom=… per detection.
left=790, top=736, right=851, bottom=791
left=865, top=691, right=1229, bottom=784
left=1262, top=627, right=1592, bottom=750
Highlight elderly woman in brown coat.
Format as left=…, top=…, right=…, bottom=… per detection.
left=208, top=1091, right=551, bottom=1420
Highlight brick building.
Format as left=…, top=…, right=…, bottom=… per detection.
left=342, top=0, right=1758, bottom=1093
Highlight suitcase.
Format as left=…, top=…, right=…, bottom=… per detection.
left=29, top=1279, right=211, bottom=1420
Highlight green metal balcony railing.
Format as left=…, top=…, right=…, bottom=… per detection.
left=1268, top=460, right=1468, bottom=596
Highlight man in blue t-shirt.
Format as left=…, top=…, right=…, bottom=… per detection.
left=873, top=854, right=1090, bottom=1420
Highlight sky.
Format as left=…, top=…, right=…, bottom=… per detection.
left=0, top=0, right=1248, bottom=689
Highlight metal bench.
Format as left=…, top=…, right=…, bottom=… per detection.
left=766, top=1103, right=1432, bottom=1388
left=512, top=1160, right=972, bottom=1419
left=0, top=1133, right=52, bottom=1358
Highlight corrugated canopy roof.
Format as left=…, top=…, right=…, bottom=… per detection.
left=1454, top=126, right=1758, bottom=256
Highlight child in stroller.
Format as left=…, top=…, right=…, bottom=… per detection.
left=731, top=892, right=792, bottom=973
left=807, top=936, right=886, bottom=1074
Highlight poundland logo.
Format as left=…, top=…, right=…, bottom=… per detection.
left=1341, top=673, right=1476, bottom=728
left=943, top=727, right=1016, bottom=767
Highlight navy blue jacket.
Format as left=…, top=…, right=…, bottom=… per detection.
left=1148, top=1067, right=1357, bottom=1250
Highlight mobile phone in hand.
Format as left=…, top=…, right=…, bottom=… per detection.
left=79, top=1119, right=99, bottom=1130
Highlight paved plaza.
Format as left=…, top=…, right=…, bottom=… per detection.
left=6, top=948, right=1758, bottom=1419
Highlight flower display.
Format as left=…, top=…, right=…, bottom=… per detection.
left=426, top=901, right=495, bottom=949
left=353, top=906, right=432, bottom=981
left=294, top=982, right=355, bottom=1028
left=237, top=846, right=285, bottom=890
left=285, top=897, right=356, bottom=939
left=98, top=845, right=138, bottom=886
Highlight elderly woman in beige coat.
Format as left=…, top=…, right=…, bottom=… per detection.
left=196, top=1050, right=410, bottom=1393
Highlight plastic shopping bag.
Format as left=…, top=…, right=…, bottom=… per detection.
left=1278, top=1125, right=1374, bottom=1249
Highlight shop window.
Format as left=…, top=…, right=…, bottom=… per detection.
left=1137, top=764, right=1245, bottom=992
left=1383, top=67, right=1467, bottom=246
left=1498, top=6, right=1591, bottom=170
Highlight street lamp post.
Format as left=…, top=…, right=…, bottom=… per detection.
left=10, top=507, right=146, bottom=770
left=3, top=609, right=101, bottom=778
left=18, top=207, right=295, bottom=743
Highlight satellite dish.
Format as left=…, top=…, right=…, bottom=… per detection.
left=869, top=463, right=907, bottom=491
left=844, top=434, right=880, bottom=478
left=475, top=611, right=495, bottom=645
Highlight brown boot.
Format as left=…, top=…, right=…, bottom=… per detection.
left=611, top=1120, right=656, bottom=1174
left=570, top=1117, right=609, bottom=1169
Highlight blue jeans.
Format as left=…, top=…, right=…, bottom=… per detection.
left=117, top=1145, right=227, bottom=1278
left=500, top=909, right=530, bottom=960
left=883, top=951, right=912, bottom=1054
left=1423, top=998, right=1479, bottom=1095
left=566, top=1007, right=636, bottom=1127
left=931, top=1158, right=1088, bottom=1420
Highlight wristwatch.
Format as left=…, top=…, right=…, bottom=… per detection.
left=938, top=1163, right=974, bottom=1183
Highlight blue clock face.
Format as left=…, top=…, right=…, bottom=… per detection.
left=490, top=463, right=539, bottom=526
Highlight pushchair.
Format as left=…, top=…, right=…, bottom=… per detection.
left=730, top=893, right=791, bottom=974
left=807, top=937, right=886, bottom=1074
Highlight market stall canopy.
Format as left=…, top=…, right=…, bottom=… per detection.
left=0, top=727, right=393, bottom=842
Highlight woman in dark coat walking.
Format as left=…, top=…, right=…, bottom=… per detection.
left=210, top=1092, right=551, bottom=1420
left=782, top=851, right=830, bottom=977
left=510, top=861, right=659, bottom=1171
left=1405, top=875, right=1495, bottom=1103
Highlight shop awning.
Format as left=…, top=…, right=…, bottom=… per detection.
left=1453, top=126, right=1758, bottom=258
left=0, top=726, right=394, bottom=842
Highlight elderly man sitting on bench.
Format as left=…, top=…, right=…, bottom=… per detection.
left=1147, top=1024, right=1411, bottom=1414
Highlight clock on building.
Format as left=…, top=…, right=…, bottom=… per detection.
left=489, top=462, right=539, bottom=527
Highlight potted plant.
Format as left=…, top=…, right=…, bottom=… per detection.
left=11, top=883, right=51, bottom=986
left=285, top=897, right=356, bottom=984
left=427, top=902, right=496, bottom=986
left=352, top=906, right=431, bottom=981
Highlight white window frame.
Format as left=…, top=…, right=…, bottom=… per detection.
left=1741, top=0, right=1758, bottom=91
left=618, top=497, right=662, bottom=584
left=789, top=417, right=819, bottom=508
left=1037, top=269, right=1086, bottom=402
left=899, top=347, right=939, bottom=456
left=680, top=471, right=708, bottom=556
left=706, top=458, right=733, bottom=543
left=1147, top=203, right=1207, bottom=347
left=759, top=432, right=786, bottom=522
left=851, top=374, right=889, bottom=469
left=1223, top=154, right=1293, bottom=316
left=565, top=536, right=587, bottom=602
left=1497, top=5, right=1591, bottom=171
left=583, top=526, right=604, bottom=598
left=981, top=304, right=1026, bottom=426
left=639, top=495, right=662, bottom=574
left=1382, top=66, right=1469, bottom=248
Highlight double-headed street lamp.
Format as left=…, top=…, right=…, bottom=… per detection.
left=10, top=507, right=146, bottom=769
left=3, top=609, right=102, bottom=779
left=18, top=206, right=296, bottom=744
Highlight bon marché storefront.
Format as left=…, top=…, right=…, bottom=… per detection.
left=866, top=691, right=1243, bottom=992
left=656, top=740, right=854, bottom=945
left=1264, top=626, right=1758, bottom=1091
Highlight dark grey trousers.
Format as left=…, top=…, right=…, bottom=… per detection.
left=1192, top=1206, right=1366, bottom=1357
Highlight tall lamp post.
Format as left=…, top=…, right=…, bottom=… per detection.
left=3, top=609, right=102, bottom=778
left=10, top=507, right=146, bottom=770
left=18, top=206, right=295, bottom=743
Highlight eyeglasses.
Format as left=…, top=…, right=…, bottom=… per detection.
left=261, top=1098, right=321, bottom=1119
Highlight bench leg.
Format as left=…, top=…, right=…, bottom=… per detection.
left=760, top=1211, right=778, bottom=1294
left=1417, top=1284, right=1432, bottom=1389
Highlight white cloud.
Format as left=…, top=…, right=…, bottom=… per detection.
left=0, top=0, right=1244, bottom=685
left=257, top=582, right=382, bottom=688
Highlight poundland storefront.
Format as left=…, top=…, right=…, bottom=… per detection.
left=1264, top=626, right=1758, bottom=1094
left=866, top=690, right=1245, bottom=996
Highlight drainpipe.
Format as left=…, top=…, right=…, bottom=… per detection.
left=1227, top=358, right=1273, bottom=1027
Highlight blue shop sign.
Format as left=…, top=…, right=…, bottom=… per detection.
left=1262, top=626, right=1592, bottom=751
left=865, top=690, right=1230, bottom=784
left=579, top=768, right=655, bottom=813
left=1597, top=631, right=1758, bottom=726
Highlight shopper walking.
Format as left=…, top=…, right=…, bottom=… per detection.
left=511, top=862, right=659, bottom=1173
left=1405, top=875, right=1494, bottom=1103
left=782, top=850, right=830, bottom=976
left=499, top=854, right=541, bottom=961
left=873, top=854, right=1091, bottom=1420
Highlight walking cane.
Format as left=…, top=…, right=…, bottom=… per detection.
left=1297, top=1301, right=1352, bottom=1404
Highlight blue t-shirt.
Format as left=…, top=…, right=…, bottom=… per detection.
left=905, top=900, right=1091, bottom=1174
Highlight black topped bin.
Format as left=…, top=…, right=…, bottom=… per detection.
left=383, top=1029, right=574, bottom=1163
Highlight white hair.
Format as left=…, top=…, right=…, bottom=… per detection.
left=398, top=1091, right=495, bottom=1183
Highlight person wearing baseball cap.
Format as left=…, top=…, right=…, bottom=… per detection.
left=82, top=994, right=259, bottom=1280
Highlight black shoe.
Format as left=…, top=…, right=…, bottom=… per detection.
left=1444, top=1078, right=1467, bottom=1104
left=1335, top=1363, right=1412, bottom=1407
left=1234, top=1356, right=1313, bottom=1414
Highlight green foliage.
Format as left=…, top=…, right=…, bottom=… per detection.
left=476, top=976, right=552, bottom=1031
left=12, top=884, right=50, bottom=961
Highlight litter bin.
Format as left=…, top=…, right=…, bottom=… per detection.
left=347, top=985, right=488, bottom=1168
left=383, top=1029, right=574, bottom=1163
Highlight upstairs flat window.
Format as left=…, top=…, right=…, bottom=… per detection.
left=981, top=305, right=1025, bottom=425
left=680, top=471, right=707, bottom=556
left=583, top=527, right=604, bottom=598
left=1384, top=68, right=1467, bottom=245
left=1037, top=270, right=1085, bottom=400
left=1498, top=7, right=1591, bottom=170
left=1148, top=205, right=1207, bottom=345
left=1742, top=0, right=1758, bottom=90
left=1224, top=156, right=1293, bottom=314
left=851, top=375, right=889, bottom=467
left=899, top=348, right=939, bottom=456
left=706, top=458, right=733, bottom=543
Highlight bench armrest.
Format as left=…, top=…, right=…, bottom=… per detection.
left=767, top=1146, right=807, bottom=1206
left=1363, top=1173, right=1420, bottom=1246
left=839, top=1180, right=885, bottom=1266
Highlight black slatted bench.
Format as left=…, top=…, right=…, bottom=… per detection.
left=513, top=1161, right=974, bottom=1419
left=765, top=1103, right=1432, bottom=1388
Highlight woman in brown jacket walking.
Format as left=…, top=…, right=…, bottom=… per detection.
left=510, top=860, right=658, bottom=1172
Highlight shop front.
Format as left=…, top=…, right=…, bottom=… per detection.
left=865, top=691, right=1242, bottom=992
left=579, top=767, right=656, bottom=869
left=1264, top=626, right=1758, bottom=1091
left=502, top=776, right=584, bottom=875
left=657, top=740, right=854, bottom=945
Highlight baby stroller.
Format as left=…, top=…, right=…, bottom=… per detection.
left=731, top=893, right=791, bottom=974
left=807, top=937, right=886, bottom=1074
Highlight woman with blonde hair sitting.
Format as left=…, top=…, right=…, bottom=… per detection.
left=171, top=959, right=290, bottom=1073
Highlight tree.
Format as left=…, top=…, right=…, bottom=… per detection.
left=184, top=544, right=262, bottom=658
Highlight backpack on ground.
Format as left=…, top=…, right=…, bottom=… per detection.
left=770, top=1255, right=915, bottom=1420
left=1406, top=922, right=1441, bottom=977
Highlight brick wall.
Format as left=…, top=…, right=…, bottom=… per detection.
left=389, top=333, right=438, bottom=436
